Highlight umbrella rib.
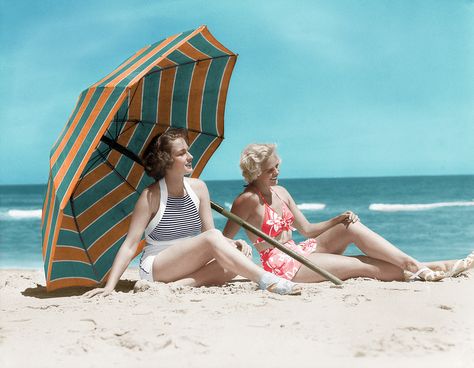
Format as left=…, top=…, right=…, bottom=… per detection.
left=114, top=110, right=120, bottom=138
left=70, top=147, right=111, bottom=201
left=100, top=136, right=143, bottom=166
left=69, top=198, right=100, bottom=281
left=96, top=147, right=141, bottom=193
left=113, top=107, right=128, bottom=142
left=74, top=146, right=112, bottom=187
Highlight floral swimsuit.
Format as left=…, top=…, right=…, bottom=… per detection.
left=255, top=189, right=317, bottom=280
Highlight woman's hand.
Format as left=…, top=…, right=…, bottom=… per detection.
left=233, top=239, right=253, bottom=258
left=338, top=211, right=359, bottom=227
left=83, top=287, right=114, bottom=298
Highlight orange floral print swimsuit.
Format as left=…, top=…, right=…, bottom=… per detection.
left=255, top=188, right=318, bottom=280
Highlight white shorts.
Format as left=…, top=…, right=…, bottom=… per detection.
left=138, top=238, right=193, bottom=282
left=139, top=255, right=156, bottom=282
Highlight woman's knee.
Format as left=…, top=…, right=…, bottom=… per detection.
left=202, top=228, right=225, bottom=246
left=340, top=221, right=365, bottom=239
left=329, top=222, right=357, bottom=241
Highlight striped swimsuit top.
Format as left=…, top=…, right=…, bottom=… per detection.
left=144, top=178, right=202, bottom=252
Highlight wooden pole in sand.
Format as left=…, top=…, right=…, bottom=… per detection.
left=211, top=201, right=343, bottom=286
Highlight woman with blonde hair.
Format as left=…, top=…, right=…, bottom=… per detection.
left=85, top=131, right=301, bottom=297
left=223, top=143, right=473, bottom=283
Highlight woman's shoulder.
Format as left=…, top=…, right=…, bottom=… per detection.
left=234, top=189, right=260, bottom=208
left=145, top=181, right=161, bottom=196
left=273, top=185, right=290, bottom=196
left=186, top=177, right=208, bottom=196
left=138, top=182, right=161, bottom=210
left=272, top=185, right=293, bottom=202
left=186, top=177, right=206, bottom=188
left=145, top=180, right=161, bottom=191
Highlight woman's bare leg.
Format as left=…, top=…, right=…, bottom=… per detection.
left=426, top=251, right=474, bottom=274
left=315, top=222, right=423, bottom=273
left=152, top=229, right=265, bottom=283
left=423, top=260, right=456, bottom=272
left=292, top=253, right=404, bottom=283
left=172, top=260, right=237, bottom=287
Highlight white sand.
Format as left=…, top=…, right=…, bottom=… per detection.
left=1, top=269, right=473, bottom=368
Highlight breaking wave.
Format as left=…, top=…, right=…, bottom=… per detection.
left=0, top=209, right=42, bottom=220
left=369, top=201, right=474, bottom=212
left=297, top=203, right=326, bottom=211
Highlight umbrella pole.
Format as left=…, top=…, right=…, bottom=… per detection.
left=210, top=201, right=343, bottom=286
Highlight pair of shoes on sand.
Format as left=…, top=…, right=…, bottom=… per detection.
left=258, top=273, right=302, bottom=295
left=404, top=251, right=474, bottom=282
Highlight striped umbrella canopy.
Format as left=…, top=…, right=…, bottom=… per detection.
left=41, top=26, right=237, bottom=291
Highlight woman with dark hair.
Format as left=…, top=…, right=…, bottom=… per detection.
left=223, top=143, right=473, bottom=283
left=85, top=129, right=301, bottom=297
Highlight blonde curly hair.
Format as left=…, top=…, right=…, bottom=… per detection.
left=239, top=143, right=277, bottom=183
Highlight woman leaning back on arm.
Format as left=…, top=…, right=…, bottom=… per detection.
left=223, top=143, right=473, bottom=283
left=84, top=130, right=301, bottom=298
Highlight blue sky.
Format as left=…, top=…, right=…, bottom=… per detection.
left=0, top=0, right=473, bottom=185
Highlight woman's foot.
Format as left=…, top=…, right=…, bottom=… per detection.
left=258, top=273, right=302, bottom=295
left=448, top=251, right=474, bottom=277
left=403, top=267, right=447, bottom=282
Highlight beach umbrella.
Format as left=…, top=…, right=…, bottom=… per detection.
left=41, top=26, right=237, bottom=291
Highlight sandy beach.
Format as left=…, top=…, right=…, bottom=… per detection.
left=1, top=269, right=473, bottom=368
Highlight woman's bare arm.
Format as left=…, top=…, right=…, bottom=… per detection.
left=191, top=178, right=215, bottom=231
left=222, top=192, right=261, bottom=239
left=278, top=186, right=357, bottom=238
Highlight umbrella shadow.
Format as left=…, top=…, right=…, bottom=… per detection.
left=21, top=279, right=137, bottom=299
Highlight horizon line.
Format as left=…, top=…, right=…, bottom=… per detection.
left=1, top=173, right=474, bottom=187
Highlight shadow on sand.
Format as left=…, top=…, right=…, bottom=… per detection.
left=21, top=279, right=137, bottom=299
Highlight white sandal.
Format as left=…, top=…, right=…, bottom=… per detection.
left=403, top=267, right=446, bottom=282
left=448, top=251, right=474, bottom=277
left=258, top=273, right=301, bottom=295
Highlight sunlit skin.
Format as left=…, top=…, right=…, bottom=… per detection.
left=166, top=138, right=194, bottom=190
left=224, top=152, right=461, bottom=282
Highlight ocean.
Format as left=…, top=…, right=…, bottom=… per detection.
left=1, top=175, right=473, bottom=269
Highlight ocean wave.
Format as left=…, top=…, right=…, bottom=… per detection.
left=0, top=209, right=42, bottom=220
left=369, top=201, right=474, bottom=212
left=297, top=203, right=326, bottom=211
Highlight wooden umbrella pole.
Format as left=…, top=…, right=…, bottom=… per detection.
left=211, top=201, right=343, bottom=286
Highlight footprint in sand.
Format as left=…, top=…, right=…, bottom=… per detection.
left=355, top=327, right=454, bottom=356
left=399, top=326, right=435, bottom=332
left=438, top=304, right=453, bottom=311
left=133, top=280, right=151, bottom=293
left=342, top=294, right=371, bottom=306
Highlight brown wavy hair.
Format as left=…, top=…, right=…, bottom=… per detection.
left=142, top=128, right=189, bottom=180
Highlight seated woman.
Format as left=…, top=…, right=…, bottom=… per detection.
left=85, top=130, right=301, bottom=298
left=223, top=143, right=473, bottom=283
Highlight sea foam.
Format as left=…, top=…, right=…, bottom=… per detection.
left=0, top=209, right=42, bottom=220
left=224, top=202, right=327, bottom=211
left=369, top=201, right=474, bottom=212
left=297, top=203, right=326, bottom=211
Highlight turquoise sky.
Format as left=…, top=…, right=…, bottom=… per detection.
left=1, top=0, right=473, bottom=185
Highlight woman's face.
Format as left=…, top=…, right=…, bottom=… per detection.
left=256, top=153, right=281, bottom=186
left=168, top=137, right=193, bottom=175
